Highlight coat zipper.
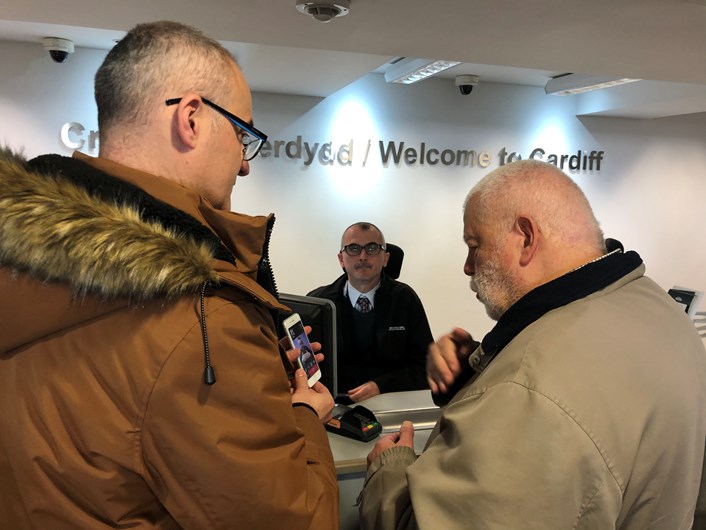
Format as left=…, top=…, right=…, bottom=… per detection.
left=200, top=214, right=279, bottom=386
left=258, top=214, right=279, bottom=299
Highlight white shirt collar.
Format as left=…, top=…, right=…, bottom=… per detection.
left=344, top=280, right=381, bottom=309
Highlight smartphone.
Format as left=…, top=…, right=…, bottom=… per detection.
left=282, top=313, right=322, bottom=387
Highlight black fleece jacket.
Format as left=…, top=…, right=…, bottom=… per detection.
left=308, top=273, right=433, bottom=399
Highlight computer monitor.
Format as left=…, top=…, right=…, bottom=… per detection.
left=667, top=286, right=703, bottom=319
left=279, top=293, right=339, bottom=398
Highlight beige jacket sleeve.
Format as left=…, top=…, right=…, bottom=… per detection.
left=359, top=446, right=419, bottom=530
left=359, top=382, right=621, bottom=530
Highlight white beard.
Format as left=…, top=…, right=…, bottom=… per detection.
left=469, top=256, right=522, bottom=321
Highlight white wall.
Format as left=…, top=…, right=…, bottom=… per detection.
left=2, top=41, right=704, bottom=342
left=0, top=41, right=103, bottom=156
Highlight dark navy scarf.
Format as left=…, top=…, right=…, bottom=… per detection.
left=434, top=248, right=643, bottom=405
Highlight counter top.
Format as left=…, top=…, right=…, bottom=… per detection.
left=328, top=390, right=441, bottom=474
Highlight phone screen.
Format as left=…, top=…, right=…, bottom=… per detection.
left=287, top=319, right=319, bottom=381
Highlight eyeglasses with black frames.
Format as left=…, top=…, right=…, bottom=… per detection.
left=165, top=97, right=268, bottom=161
left=340, top=242, right=387, bottom=256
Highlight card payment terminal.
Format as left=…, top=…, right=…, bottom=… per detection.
left=325, top=404, right=382, bottom=442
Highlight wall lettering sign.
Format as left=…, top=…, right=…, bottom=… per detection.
left=62, top=125, right=605, bottom=172
left=258, top=136, right=605, bottom=171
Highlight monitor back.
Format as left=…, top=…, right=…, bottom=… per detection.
left=279, top=293, right=339, bottom=398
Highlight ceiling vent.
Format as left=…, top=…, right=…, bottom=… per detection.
left=296, top=0, right=351, bottom=23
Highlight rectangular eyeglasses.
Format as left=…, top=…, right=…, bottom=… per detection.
left=165, top=97, right=268, bottom=161
left=341, top=243, right=386, bottom=256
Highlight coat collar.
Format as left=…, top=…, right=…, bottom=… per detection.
left=469, top=249, right=644, bottom=373
left=73, top=152, right=275, bottom=279
left=0, top=150, right=284, bottom=353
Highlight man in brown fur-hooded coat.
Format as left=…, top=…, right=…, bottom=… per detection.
left=0, top=21, right=338, bottom=530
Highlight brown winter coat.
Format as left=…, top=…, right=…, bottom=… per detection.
left=0, top=150, right=338, bottom=529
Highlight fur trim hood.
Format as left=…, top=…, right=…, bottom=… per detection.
left=0, top=149, right=281, bottom=353
left=0, top=150, right=221, bottom=299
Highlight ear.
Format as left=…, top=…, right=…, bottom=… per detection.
left=382, top=251, right=390, bottom=268
left=515, top=215, right=539, bottom=267
left=173, top=94, right=204, bottom=150
left=337, top=252, right=345, bottom=270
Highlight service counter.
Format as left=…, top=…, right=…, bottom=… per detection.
left=329, top=390, right=441, bottom=530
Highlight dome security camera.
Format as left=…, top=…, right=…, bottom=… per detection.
left=455, top=75, right=479, bottom=95
left=296, top=0, right=351, bottom=23
left=42, top=37, right=75, bottom=64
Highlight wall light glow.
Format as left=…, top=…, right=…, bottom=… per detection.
left=527, top=119, right=570, bottom=157
left=324, top=97, right=382, bottom=198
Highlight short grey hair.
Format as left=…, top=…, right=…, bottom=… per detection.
left=95, top=21, right=237, bottom=141
left=340, top=222, right=386, bottom=248
left=465, top=160, right=605, bottom=251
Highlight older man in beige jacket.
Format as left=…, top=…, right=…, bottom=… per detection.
left=360, top=160, right=706, bottom=529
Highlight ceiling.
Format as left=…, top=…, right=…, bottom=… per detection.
left=1, top=0, right=705, bottom=118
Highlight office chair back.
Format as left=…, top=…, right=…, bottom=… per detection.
left=384, top=243, right=404, bottom=280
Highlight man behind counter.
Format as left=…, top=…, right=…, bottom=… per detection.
left=309, top=222, right=433, bottom=403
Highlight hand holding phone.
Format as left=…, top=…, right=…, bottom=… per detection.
left=283, top=313, right=322, bottom=387
left=291, top=368, right=334, bottom=422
